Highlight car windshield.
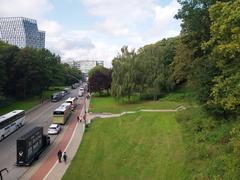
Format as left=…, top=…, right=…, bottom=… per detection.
left=49, top=126, right=57, bottom=129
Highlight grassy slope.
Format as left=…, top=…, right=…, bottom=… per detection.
left=177, top=107, right=240, bottom=179
left=0, top=97, right=40, bottom=115
left=89, top=96, right=188, bottom=113
left=63, top=112, right=185, bottom=180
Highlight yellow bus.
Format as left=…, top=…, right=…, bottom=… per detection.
left=65, top=97, right=78, bottom=110
left=53, top=103, right=71, bottom=125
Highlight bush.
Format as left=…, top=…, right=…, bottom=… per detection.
left=178, top=106, right=240, bottom=179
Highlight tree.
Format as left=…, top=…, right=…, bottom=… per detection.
left=88, top=65, right=112, bottom=95
left=0, top=42, right=20, bottom=96
left=204, top=0, right=240, bottom=113
left=136, top=37, right=178, bottom=100
left=111, top=46, right=137, bottom=102
left=174, top=0, right=227, bottom=103
left=173, top=40, right=192, bottom=84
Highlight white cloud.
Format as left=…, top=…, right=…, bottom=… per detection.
left=96, top=19, right=129, bottom=36
left=82, top=0, right=154, bottom=22
left=39, top=20, right=63, bottom=38
left=80, top=0, right=181, bottom=61
left=0, top=0, right=181, bottom=67
left=0, top=0, right=53, bottom=19
left=151, top=0, right=181, bottom=38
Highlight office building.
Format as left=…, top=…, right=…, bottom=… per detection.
left=0, top=17, right=45, bottom=48
left=72, top=60, right=104, bottom=74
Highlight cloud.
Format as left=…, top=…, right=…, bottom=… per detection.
left=151, top=0, right=181, bottom=38
left=96, top=19, right=129, bottom=36
left=79, top=0, right=181, bottom=62
left=39, top=20, right=63, bottom=37
left=0, top=0, right=53, bottom=19
left=0, top=0, right=181, bottom=68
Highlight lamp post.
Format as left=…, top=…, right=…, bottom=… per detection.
left=0, top=168, right=8, bottom=180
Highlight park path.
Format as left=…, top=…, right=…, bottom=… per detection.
left=88, top=105, right=187, bottom=120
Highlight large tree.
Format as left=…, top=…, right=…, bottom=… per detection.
left=205, top=0, right=240, bottom=114
left=111, top=46, right=137, bottom=102
left=88, top=65, right=112, bottom=95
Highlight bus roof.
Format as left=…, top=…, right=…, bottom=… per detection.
left=54, top=103, right=71, bottom=112
left=0, top=110, right=25, bottom=123
left=65, top=97, right=77, bottom=102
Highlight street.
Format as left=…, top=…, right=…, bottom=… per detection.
left=0, top=88, right=81, bottom=180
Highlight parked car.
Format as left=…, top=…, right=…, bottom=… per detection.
left=48, top=124, right=61, bottom=135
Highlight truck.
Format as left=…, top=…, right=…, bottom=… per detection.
left=16, top=127, right=50, bottom=166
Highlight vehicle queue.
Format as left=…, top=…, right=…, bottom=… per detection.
left=0, top=83, right=85, bottom=167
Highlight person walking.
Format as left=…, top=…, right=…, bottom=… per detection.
left=57, top=150, right=62, bottom=163
left=63, top=152, right=67, bottom=163
left=77, top=116, right=80, bottom=123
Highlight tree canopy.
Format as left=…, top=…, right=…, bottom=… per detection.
left=88, top=65, right=112, bottom=95
left=0, top=41, right=82, bottom=98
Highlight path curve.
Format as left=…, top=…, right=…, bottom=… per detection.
left=89, top=105, right=187, bottom=119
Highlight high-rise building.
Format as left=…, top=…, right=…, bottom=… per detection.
left=71, top=60, right=104, bottom=74
left=0, top=17, right=45, bottom=48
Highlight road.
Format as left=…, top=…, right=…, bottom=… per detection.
left=0, top=88, right=80, bottom=180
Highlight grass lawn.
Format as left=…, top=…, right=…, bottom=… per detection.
left=89, top=96, right=188, bottom=113
left=63, top=112, right=186, bottom=180
left=0, top=97, right=40, bottom=115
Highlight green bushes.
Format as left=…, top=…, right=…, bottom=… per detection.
left=177, top=107, right=240, bottom=179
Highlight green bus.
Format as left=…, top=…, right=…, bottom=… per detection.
left=53, top=103, right=71, bottom=125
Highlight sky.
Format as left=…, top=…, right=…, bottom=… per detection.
left=0, top=0, right=181, bottom=67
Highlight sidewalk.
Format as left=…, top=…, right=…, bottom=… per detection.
left=44, top=120, right=85, bottom=180
left=44, top=97, right=90, bottom=180
left=20, top=96, right=91, bottom=180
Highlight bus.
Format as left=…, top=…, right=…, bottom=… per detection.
left=53, top=103, right=71, bottom=125
left=65, top=97, right=78, bottom=110
left=0, top=110, right=25, bottom=141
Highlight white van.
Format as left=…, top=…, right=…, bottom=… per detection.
left=78, top=87, right=84, bottom=97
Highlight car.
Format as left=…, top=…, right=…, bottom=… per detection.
left=78, top=87, right=84, bottom=97
left=48, top=124, right=61, bottom=135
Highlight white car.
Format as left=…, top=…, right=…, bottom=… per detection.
left=78, top=87, right=84, bottom=97
left=48, top=124, right=61, bottom=135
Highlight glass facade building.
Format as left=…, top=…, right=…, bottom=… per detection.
left=0, top=17, right=45, bottom=48
left=71, top=60, right=104, bottom=74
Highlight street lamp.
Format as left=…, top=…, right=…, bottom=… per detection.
left=0, top=168, right=8, bottom=180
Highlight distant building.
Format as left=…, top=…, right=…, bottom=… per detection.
left=0, top=17, right=45, bottom=48
left=71, top=60, right=104, bottom=74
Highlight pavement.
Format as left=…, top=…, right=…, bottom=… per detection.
left=0, top=89, right=79, bottom=180
left=20, top=95, right=91, bottom=180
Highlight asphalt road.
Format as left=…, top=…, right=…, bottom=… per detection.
left=0, top=88, right=80, bottom=180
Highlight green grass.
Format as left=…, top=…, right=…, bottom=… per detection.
left=0, top=97, right=40, bottom=115
left=0, top=86, right=68, bottom=115
left=63, top=112, right=186, bottom=180
left=89, top=96, right=187, bottom=113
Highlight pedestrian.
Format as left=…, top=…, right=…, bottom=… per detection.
left=57, top=150, right=62, bottom=163
left=77, top=116, right=80, bottom=122
left=63, top=152, right=67, bottom=163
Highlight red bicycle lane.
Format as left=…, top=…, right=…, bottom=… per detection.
left=30, top=97, right=86, bottom=180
